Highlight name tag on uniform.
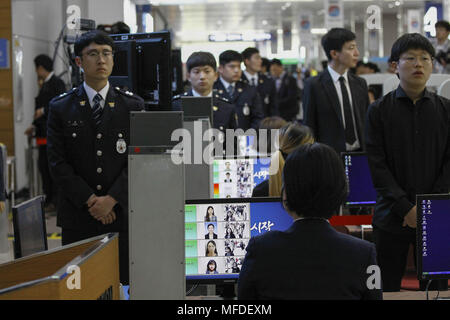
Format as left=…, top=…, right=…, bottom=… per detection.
left=243, top=104, right=250, bottom=116
left=116, top=138, right=127, bottom=154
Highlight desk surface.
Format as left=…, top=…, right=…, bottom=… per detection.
left=383, top=290, right=450, bottom=300
left=187, top=290, right=450, bottom=300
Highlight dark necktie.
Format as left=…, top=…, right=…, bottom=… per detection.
left=92, top=93, right=103, bottom=128
left=251, top=77, right=256, bottom=86
left=338, top=76, right=356, bottom=145
left=227, top=84, right=235, bottom=99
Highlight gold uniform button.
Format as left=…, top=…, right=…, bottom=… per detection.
left=96, top=185, right=102, bottom=191
left=97, top=133, right=102, bottom=139
left=97, top=150, right=102, bottom=156
left=97, top=168, right=102, bottom=174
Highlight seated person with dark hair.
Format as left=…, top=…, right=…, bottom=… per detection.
left=238, top=143, right=382, bottom=300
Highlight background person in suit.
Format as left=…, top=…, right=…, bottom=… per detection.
left=214, top=50, right=264, bottom=130
left=47, top=30, right=144, bottom=285
left=303, top=28, right=369, bottom=154
left=25, top=54, right=66, bottom=211
left=238, top=143, right=382, bottom=300
left=241, top=47, right=278, bottom=117
left=270, top=59, right=299, bottom=122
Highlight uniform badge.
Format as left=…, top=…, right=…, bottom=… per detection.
left=259, top=79, right=264, bottom=84
left=80, top=100, right=86, bottom=106
left=108, top=102, right=115, bottom=108
left=218, top=132, right=225, bottom=144
left=213, top=106, right=218, bottom=112
left=238, top=88, right=243, bottom=93
left=116, top=138, right=127, bottom=154
left=264, top=95, right=270, bottom=105
left=243, top=104, right=250, bottom=116
left=219, top=90, right=223, bottom=94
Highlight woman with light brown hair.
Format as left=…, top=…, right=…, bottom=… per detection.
left=252, top=122, right=314, bottom=197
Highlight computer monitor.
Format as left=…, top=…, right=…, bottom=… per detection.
left=181, top=97, right=213, bottom=123
left=109, top=39, right=137, bottom=92
left=110, top=31, right=172, bottom=111
left=416, top=194, right=450, bottom=283
left=171, top=48, right=183, bottom=95
left=12, top=196, right=48, bottom=259
left=213, top=156, right=271, bottom=198
left=342, top=152, right=377, bottom=207
left=185, top=197, right=291, bottom=284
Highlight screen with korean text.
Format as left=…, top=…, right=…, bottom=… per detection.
left=417, top=195, right=450, bottom=281
left=185, top=198, right=291, bottom=282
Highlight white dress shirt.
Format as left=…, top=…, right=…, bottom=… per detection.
left=83, top=81, right=109, bottom=110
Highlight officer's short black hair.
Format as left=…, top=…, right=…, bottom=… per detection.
left=435, top=20, right=450, bottom=31
left=283, top=143, right=348, bottom=219
left=111, top=21, right=130, bottom=34
left=34, top=54, right=53, bottom=72
left=219, top=50, right=242, bottom=66
left=241, top=47, right=260, bottom=61
left=389, top=33, right=435, bottom=62
left=186, top=52, right=217, bottom=73
left=270, top=58, right=283, bottom=67
left=321, top=28, right=356, bottom=61
left=74, top=30, right=115, bottom=57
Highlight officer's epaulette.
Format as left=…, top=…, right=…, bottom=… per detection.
left=114, top=87, right=142, bottom=101
left=51, top=88, right=76, bottom=102
left=214, top=94, right=231, bottom=104
left=172, top=92, right=190, bottom=100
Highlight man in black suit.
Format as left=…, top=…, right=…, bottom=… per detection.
left=238, top=143, right=382, bottom=300
left=270, top=59, right=299, bottom=122
left=303, top=28, right=369, bottom=154
left=214, top=50, right=264, bottom=131
left=241, top=47, right=278, bottom=117
left=47, top=30, right=144, bottom=285
left=25, top=55, right=66, bottom=209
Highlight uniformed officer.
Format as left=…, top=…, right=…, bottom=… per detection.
left=172, top=51, right=238, bottom=143
left=214, top=50, right=264, bottom=131
left=241, top=47, right=278, bottom=118
left=47, top=30, right=144, bottom=285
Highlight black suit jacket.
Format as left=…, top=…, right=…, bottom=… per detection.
left=276, top=73, right=299, bottom=121
left=241, top=72, right=278, bottom=117
left=238, top=219, right=382, bottom=300
left=303, top=69, right=369, bottom=154
left=33, top=75, right=66, bottom=138
left=47, top=84, right=144, bottom=232
left=214, top=79, right=264, bottom=130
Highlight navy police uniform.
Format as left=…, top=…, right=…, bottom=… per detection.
left=47, top=84, right=145, bottom=285
left=241, top=72, right=278, bottom=118
left=214, top=79, right=264, bottom=130
left=172, top=89, right=238, bottom=132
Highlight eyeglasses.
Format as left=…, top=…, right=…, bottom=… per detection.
left=399, top=55, right=433, bottom=65
left=83, top=50, right=114, bottom=59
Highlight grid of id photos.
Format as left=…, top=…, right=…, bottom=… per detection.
left=213, top=159, right=254, bottom=198
left=185, top=203, right=251, bottom=276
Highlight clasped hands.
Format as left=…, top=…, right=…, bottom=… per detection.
left=402, top=205, right=417, bottom=229
left=87, top=194, right=118, bottom=225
